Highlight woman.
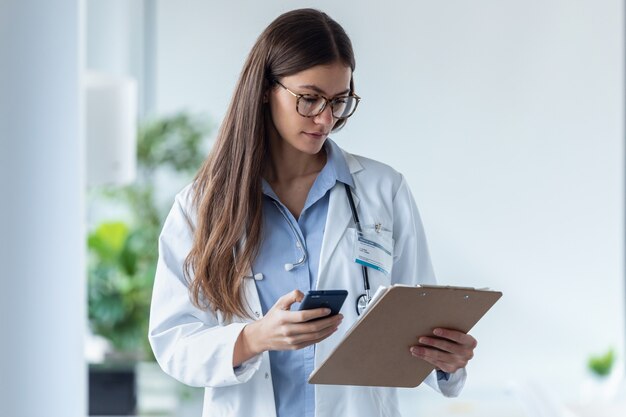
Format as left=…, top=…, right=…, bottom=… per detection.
left=149, top=8, right=477, bottom=417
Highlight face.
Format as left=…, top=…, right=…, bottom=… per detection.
left=266, top=62, right=352, bottom=156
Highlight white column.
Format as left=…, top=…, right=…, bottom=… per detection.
left=0, top=1, right=86, bottom=417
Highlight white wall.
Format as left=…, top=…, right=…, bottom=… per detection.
left=86, top=0, right=150, bottom=115
left=153, top=0, right=624, bottom=407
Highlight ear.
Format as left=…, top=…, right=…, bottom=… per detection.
left=263, top=77, right=274, bottom=103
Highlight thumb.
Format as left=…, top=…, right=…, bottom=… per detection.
left=275, top=289, right=304, bottom=311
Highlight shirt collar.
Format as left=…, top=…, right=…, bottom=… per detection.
left=325, top=138, right=354, bottom=188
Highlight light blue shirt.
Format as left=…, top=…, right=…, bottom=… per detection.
left=252, top=139, right=353, bottom=417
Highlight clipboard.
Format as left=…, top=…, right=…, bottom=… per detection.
left=308, top=284, right=502, bottom=388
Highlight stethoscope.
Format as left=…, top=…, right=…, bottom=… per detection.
left=275, top=183, right=371, bottom=316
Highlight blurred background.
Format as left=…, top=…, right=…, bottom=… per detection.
left=0, top=0, right=624, bottom=416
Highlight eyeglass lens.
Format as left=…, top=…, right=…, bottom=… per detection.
left=298, top=95, right=358, bottom=119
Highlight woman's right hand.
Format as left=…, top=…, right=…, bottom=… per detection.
left=233, top=290, right=343, bottom=366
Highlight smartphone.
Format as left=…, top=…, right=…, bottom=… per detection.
left=298, top=290, right=348, bottom=316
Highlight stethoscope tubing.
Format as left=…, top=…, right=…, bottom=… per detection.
left=272, top=184, right=372, bottom=315
left=272, top=200, right=308, bottom=271
left=344, top=183, right=371, bottom=304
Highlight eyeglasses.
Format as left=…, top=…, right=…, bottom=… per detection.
left=274, top=80, right=361, bottom=119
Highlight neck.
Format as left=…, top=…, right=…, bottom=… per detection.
left=265, top=137, right=327, bottom=184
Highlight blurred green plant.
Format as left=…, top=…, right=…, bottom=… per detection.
left=88, top=112, right=211, bottom=361
left=587, top=348, right=615, bottom=378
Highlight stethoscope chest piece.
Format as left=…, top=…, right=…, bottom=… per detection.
left=356, top=293, right=370, bottom=316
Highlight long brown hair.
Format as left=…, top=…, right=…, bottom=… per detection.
left=184, top=8, right=356, bottom=320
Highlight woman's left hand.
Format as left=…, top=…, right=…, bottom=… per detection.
left=409, top=328, right=477, bottom=373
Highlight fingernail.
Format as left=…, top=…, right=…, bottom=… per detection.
left=419, top=337, right=427, bottom=344
left=325, top=308, right=332, bottom=315
left=433, top=328, right=443, bottom=336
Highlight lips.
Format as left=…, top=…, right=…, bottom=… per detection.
left=304, top=131, right=328, bottom=138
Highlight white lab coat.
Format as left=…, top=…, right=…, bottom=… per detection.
left=149, top=148, right=467, bottom=417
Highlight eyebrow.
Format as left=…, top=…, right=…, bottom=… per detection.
left=298, top=84, right=351, bottom=96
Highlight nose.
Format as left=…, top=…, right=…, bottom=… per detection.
left=314, top=104, right=335, bottom=126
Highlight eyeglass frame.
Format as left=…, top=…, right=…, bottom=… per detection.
left=273, top=80, right=361, bottom=119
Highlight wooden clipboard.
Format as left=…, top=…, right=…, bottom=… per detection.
left=308, top=284, right=502, bottom=388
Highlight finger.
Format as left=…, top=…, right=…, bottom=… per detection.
left=288, top=326, right=338, bottom=349
left=410, top=346, right=453, bottom=363
left=293, top=307, right=336, bottom=323
left=410, top=346, right=442, bottom=361
left=417, top=336, right=467, bottom=356
left=429, top=359, right=460, bottom=374
left=413, top=352, right=444, bottom=369
left=274, top=289, right=305, bottom=311
left=285, top=314, right=343, bottom=335
left=410, top=346, right=468, bottom=370
left=433, top=328, right=477, bottom=348
left=293, top=334, right=337, bottom=350
left=281, top=308, right=337, bottom=324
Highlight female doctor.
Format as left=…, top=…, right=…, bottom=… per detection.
left=149, top=8, right=478, bottom=417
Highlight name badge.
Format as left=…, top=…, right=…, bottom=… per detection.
left=352, top=226, right=393, bottom=276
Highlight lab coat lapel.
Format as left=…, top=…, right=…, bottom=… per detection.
left=317, top=182, right=358, bottom=288
left=317, top=149, right=364, bottom=287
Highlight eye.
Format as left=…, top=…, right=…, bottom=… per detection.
left=301, top=95, right=321, bottom=104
